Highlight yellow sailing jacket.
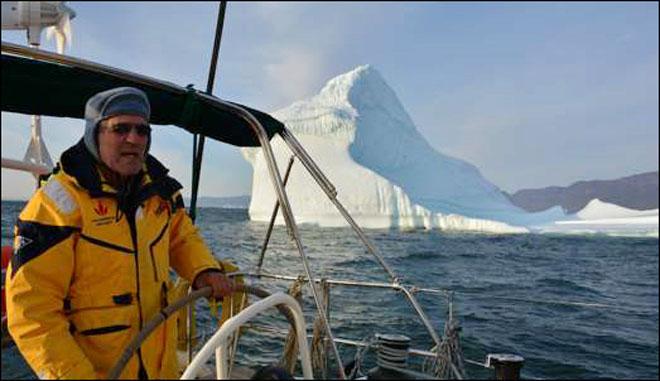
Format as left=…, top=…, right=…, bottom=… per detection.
left=6, top=140, right=222, bottom=379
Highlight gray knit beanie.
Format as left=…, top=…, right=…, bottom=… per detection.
left=83, top=87, right=151, bottom=161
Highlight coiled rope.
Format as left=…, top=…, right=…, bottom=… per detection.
left=423, top=318, right=466, bottom=379
left=310, top=279, right=330, bottom=378
left=279, top=276, right=305, bottom=374
left=422, top=292, right=466, bottom=379
left=279, top=276, right=332, bottom=378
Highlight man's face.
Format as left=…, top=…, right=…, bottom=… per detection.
left=98, top=114, right=150, bottom=177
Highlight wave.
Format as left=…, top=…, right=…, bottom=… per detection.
left=535, top=277, right=606, bottom=298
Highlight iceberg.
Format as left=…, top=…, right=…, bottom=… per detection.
left=538, top=199, right=658, bottom=237
left=242, top=65, right=562, bottom=233
left=552, top=199, right=658, bottom=236
left=575, top=199, right=658, bottom=220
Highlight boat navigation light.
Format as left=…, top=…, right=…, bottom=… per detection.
left=1, top=1, right=76, bottom=49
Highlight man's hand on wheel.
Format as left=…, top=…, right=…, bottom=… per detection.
left=193, top=270, right=234, bottom=299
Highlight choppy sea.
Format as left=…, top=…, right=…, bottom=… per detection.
left=2, top=200, right=658, bottom=379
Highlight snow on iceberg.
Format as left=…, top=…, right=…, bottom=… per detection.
left=576, top=199, right=658, bottom=220
left=242, top=65, right=560, bottom=233
left=540, top=199, right=658, bottom=237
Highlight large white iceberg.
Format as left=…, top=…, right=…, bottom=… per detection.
left=242, top=65, right=562, bottom=233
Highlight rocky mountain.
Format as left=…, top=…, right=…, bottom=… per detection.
left=506, top=171, right=658, bottom=214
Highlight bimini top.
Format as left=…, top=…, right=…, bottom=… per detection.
left=1, top=42, right=284, bottom=147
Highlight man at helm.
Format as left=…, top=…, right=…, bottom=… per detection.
left=6, top=87, right=235, bottom=379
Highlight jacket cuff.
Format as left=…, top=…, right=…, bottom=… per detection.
left=191, top=267, right=223, bottom=290
left=55, top=356, right=97, bottom=379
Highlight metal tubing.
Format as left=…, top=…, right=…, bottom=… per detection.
left=279, top=128, right=336, bottom=197
left=199, top=95, right=346, bottom=379
left=246, top=272, right=399, bottom=290
left=243, top=271, right=441, bottom=294
left=397, top=286, right=441, bottom=345
left=182, top=293, right=313, bottom=380
left=187, top=286, right=194, bottom=364
left=257, top=156, right=295, bottom=270
left=227, top=292, right=247, bottom=377
left=238, top=326, right=487, bottom=368
left=243, top=273, right=462, bottom=378
left=245, top=272, right=452, bottom=365
left=272, top=275, right=446, bottom=356
left=333, top=337, right=487, bottom=367
left=1, top=158, right=50, bottom=175
left=2, top=42, right=187, bottom=94
left=278, top=130, right=462, bottom=376
left=280, top=129, right=399, bottom=282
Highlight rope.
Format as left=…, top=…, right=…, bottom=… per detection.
left=346, top=335, right=376, bottom=379
left=422, top=296, right=466, bottom=379
left=227, top=291, right=248, bottom=377
left=310, top=279, right=329, bottom=378
left=279, top=276, right=305, bottom=374
left=310, top=317, right=327, bottom=377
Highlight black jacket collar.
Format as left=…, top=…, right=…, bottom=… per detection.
left=58, top=139, right=179, bottom=199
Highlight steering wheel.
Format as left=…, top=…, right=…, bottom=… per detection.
left=108, top=284, right=299, bottom=379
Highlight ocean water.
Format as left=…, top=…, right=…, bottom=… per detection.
left=2, top=200, right=658, bottom=379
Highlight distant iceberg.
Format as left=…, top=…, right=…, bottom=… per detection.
left=242, top=65, right=563, bottom=233
left=575, top=199, right=658, bottom=220
left=540, top=199, right=658, bottom=237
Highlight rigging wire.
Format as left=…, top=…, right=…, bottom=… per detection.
left=190, top=1, right=227, bottom=223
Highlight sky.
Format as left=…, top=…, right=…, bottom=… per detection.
left=2, top=2, right=658, bottom=200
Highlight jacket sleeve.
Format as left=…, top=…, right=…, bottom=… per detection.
left=168, top=192, right=222, bottom=283
left=6, top=180, right=97, bottom=379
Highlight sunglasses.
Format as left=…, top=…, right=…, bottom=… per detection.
left=105, top=123, right=151, bottom=137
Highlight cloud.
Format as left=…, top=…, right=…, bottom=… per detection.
left=262, top=47, right=326, bottom=109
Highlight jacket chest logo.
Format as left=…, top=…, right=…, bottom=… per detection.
left=92, top=200, right=114, bottom=226
left=94, top=201, right=108, bottom=216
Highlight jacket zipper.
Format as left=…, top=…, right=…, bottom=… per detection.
left=127, top=203, right=147, bottom=378
left=149, top=222, right=169, bottom=283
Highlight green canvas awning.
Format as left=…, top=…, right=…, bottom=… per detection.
left=1, top=51, right=284, bottom=147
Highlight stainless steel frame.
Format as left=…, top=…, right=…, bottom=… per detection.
left=2, top=41, right=465, bottom=379
left=240, top=271, right=466, bottom=378
left=279, top=129, right=464, bottom=378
